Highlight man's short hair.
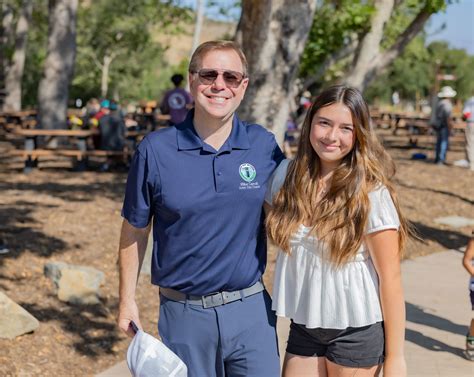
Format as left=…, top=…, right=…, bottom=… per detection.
left=171, top=74, right=184, bottom=86
left=189, top=40, right=248, bottom=77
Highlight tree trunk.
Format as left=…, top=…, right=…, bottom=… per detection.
left=37, top=0, right=78, bottom=129
left=0, top=3, right=15, bottom=109
left=344, top=0, right=394, bottom=91
left=367, top=8, right=432, bottom=88
left=344, top=0, right=434, bottom=92
left=190, top=0, right=204, bottom=55
left=4, top=0, right=33, bottom=112
left=237, top=0, right=317, bottom=144
left=1, top=3, right=14, bottom=46
left=100, top=54, right=113, bottom=98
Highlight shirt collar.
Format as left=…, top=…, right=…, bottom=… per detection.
left=176, top=109, right=250, bottom=151
left=176, top=110, right=202, bottom=150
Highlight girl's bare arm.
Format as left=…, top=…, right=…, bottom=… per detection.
left=366, top=229, right=406, bottom=377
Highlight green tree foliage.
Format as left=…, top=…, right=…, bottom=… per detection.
left=21, top=1, right=48, bottom=108
left=72, top=0, right=192, bottom=102
left=365, top=39, right=474, bottom=105
left=299, top=0, right=374, bottom=79
left=299, top=0, right=450, bottom=90
left=365, top=35, right=432, bottom=103
left=427, top=41, right=474, bottom=101
left=14, top=0, right=191, bottom=107
left=380, top=0, right=446, bottom=49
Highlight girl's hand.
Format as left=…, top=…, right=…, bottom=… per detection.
left=383, top=355, right=407, bottom=377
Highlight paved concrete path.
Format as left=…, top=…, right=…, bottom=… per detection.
left=402, top=249, right=473, bottom=377
left=97, top=249, right=473, bottom=376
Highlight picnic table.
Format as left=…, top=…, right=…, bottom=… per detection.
left=132, top=113, right=171, bottom=130
left=0, top=109, right=38, bottom=130
left=370, top=110, right=466, bottom=146
left=10, top=128, right=135, bottom=173
left=370, top=111, right=430, bottom=133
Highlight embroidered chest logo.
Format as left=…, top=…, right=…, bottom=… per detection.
left=239, top=163, right=256, bottom=183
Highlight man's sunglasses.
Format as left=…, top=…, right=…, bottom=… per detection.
left=192, top=69, right=246, bottom=88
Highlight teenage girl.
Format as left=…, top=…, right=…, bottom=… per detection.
left=265, top=85, right=411, bottom=377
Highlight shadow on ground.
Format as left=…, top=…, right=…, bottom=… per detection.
left=406, top=302, right=467, bottom=336
left=21, top=297, right=121, bottom=358
left=405, top=329, right=465, bottom=358
left=397, top=181, right=474, bottom=206
left=0, top=203, right=68, bottom=266
left=411, top=222, right=470, bottom=251
left=406, top=302, right=467, bottom=358
left=0, top=173, right=127, bottom=203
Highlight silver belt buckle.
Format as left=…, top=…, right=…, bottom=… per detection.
left=202, top=292, right=224, bottom=308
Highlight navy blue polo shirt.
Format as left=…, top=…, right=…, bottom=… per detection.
left=122, top=111, right=284, bottom=295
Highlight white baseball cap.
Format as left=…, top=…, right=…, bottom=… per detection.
left=126, top=323, right=188, bottom=377
left=437, top=86, right=457, bottom=98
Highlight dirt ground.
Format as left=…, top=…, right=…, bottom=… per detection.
left=0, top=129, right=472, bottom=376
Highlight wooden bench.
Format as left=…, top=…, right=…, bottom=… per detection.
left=10, top=148, right=129, bottom=159
left=133, top=113, right=171, bottom=129
left=371, top=110, right=468, bottom=147
left=11, top=128, right=131, bottom=172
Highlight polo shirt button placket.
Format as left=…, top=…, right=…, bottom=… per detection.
left=214, top=154, right=223, bottom=192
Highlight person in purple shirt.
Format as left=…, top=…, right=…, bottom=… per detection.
left=160, top=74, right=193, bottom=126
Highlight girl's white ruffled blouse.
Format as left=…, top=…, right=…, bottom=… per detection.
left=265, top=159, right=400, bottom=329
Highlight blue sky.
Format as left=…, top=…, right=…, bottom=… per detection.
left=425, top=0, right=474, bottom=55
left=181, top=0, right=474, bottom=55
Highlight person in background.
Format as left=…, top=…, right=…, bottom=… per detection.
left=88, top=99, right=111, bottom=149
left=95, top=99, right=110, bottom=122
left=462, top=96, right=474, bottom=171
left=85, top=98, right=101, bottom=118
left=433, top=86, right=456, bottom=165
left=283, top=115, right=299, bottom=158
left=160, top=74, right=193, bottom=126
left=297, top=90, right=312, bottom=118
left=98, top=101, right=126, bottom=171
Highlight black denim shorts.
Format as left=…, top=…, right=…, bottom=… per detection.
left=286, top=320, right=385, bottom=368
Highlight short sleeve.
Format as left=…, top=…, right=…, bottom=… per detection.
left=264, top=159, right=291, bottom=205
left=366, top=186, right=400, bottom=234
left=121, top=138, right=160, bottom=228
left=271, top=139, right=285, bottom=166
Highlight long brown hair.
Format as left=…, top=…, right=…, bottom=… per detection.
left=266, top=85, right=410, bottom=266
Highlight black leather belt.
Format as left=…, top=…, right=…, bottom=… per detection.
left=160, top=280, right=265, bottom=309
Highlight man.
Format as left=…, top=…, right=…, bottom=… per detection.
left=462, top=95, right=474, bottom=171
left=433, top=86, right=456, bottom=165
left=160, top=73, right=193, bottom=126
left=118, top=40, right=284, bottom=376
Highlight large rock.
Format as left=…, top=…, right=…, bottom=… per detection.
left=44, top=262, right=105, bottom=305
left=0, top=291, right=39, bottom=339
